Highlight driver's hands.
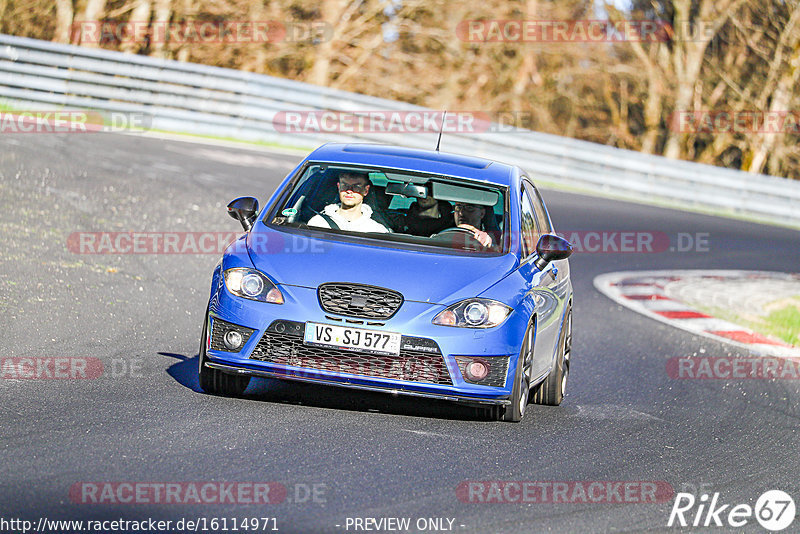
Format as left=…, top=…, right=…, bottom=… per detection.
left=458, top=224, right=492, bottom=247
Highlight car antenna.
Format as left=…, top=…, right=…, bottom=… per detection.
left=435, top=110, right=447, bottom=152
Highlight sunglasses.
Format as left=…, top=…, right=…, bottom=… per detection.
left=454, top=204, right=481, bottom=213
left=338, top=181, right=369, bottom=194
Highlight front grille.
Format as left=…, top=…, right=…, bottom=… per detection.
left=250, top=320, right=452, bottom=385
left=210, top=317, right=256, bottom=352
left=318, top=283, right=403, bottom=320
left=454, top=356, right=509, bottom=387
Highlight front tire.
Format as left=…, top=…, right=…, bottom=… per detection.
left=501, top=321, right=536, bottom=422
left=531, top=305, right=571, bottom=406
left=198, top=313, right=251, bottom=396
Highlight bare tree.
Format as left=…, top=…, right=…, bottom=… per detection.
left=662, top=0, right=746, bottom=159
left=307, top=0, right=351, bottom=87
left=54, top=0, right=74, bottom=44
left=77, top=0, right=109, bottom=48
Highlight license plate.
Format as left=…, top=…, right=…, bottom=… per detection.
left=304, top=322, right=401, bottom=356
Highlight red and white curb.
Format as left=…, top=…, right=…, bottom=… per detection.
left=594, top=270, right=800, bottom=358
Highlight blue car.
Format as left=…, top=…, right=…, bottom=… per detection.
left=199, top=143, right=573, bottom=421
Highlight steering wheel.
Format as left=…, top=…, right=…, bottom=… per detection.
left=430, top=226, right=483, bottom=247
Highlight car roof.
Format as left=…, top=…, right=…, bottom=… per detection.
left=305, top=143, right=517, bottom=187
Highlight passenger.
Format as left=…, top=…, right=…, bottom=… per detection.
left=402, top=184, right=455, bottom=236
left=454, top=202, right=494, bottom=247
left=308, top=171, right=390, bottom=233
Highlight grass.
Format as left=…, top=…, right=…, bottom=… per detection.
left=760, top=304, right=800, bottom=346
left=696, top=298, right=800, bottom=347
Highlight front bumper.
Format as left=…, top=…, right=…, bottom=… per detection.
left=204, top=361, right=511, bottom=406
left=205, top=280, right=526, bottom=405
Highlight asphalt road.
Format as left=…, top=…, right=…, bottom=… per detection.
left=1, top=132, right=799, bottom=533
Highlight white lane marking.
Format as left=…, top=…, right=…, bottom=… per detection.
left=665, top=317, right=742, bottom=331
left=635, top=300, right=693, bottom=311
left=124, top=129, right=311, bottom=156
left=165, top=145, right=296, bottom=169
left=401, top=429, right=453, bottom=438
left=616, top=285, right=666, bottom=296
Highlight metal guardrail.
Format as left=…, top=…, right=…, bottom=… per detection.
left=1, top=33, right=799, bottom=226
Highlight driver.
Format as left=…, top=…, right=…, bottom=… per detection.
left=454, top=202, right=493, bottom=247
left=308, top=171, right=391, bottom=233
left=402, top=183, right=455, bottom=236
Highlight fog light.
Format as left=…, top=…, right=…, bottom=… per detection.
left=465, top=360, right=490, bottom=381
left=223, top=330, right=244, bottom=350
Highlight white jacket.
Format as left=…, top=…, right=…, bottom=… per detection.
left=308, top=203, right=390, bottom=233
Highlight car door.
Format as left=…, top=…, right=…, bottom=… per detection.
left=518, top=179, right=565, bottom=378
left=524, top=179, right=572, bottom=301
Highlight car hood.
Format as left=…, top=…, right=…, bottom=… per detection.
left=246, top=227, right=518, bottom=304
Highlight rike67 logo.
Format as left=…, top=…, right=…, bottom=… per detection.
left=668, top=490, right=796, bottom=531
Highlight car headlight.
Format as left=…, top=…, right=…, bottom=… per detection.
left=223, top=268, right=284, bottom=304
left=432, top=298, right=511, bottom=328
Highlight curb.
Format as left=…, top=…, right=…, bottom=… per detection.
left=594, top=270, right=800, bottom=358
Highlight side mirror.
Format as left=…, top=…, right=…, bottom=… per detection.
left=227, top=197, right=259, bottom=231
left=534, top=234, right=572, bottom=270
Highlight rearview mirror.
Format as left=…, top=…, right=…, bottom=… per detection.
left=227, top=197, right=259, bottom=231
left=534, top=234, right=572, bottom=270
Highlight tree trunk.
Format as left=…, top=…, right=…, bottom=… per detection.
left=747, top=40, right=800, bottom=173
left=663, top=0, right=709, bottom=159
left=122, top=0, right=151, bottom=54
left=54, top=0, right=74, bottom=44
left=307, top=0, right=349, bottom=86
left=78, top=0, right=107, bottom=48
left=150, top=0, right=172, bottom=58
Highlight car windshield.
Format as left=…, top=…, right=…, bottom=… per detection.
left=269, top=164, right=506, bottom=253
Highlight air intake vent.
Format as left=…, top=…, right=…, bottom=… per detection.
left=318, top=283, right=403, bottom=320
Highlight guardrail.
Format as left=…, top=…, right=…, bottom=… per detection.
left=1, top=33, right=799, bottom=227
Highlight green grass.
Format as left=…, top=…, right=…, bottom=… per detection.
left=760, top=304, right=800, bottom=346
left=696, top=298, right=800, bottom=347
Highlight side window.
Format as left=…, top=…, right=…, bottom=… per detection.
left=523, top=180, right=552, bottom=234
left=520, top=188, right=539, bottom=258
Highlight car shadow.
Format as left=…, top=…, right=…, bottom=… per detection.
left=160, top=352, right=203, bottom=392
left=159, top=352, right=498, bottom=422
